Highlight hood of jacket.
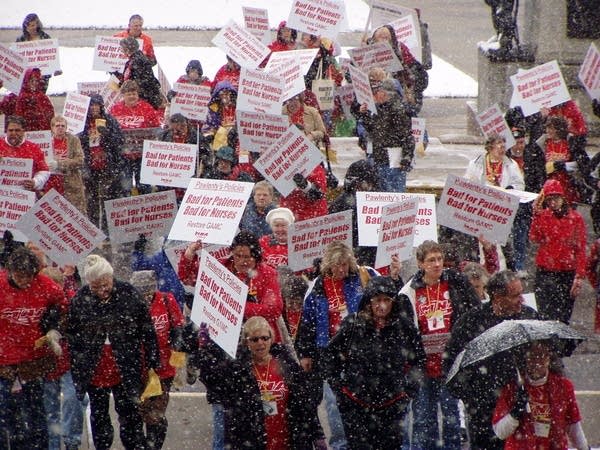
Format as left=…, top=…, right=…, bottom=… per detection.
left=20, top=68, right=43, bottom=95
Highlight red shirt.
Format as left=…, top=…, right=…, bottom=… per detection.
left=52, top=137, right=68, bottom=159
left=323, top=276, right=347, bottom=337
left=280, top=164, right=328, bottom=222
left=148, top=291, right=185, bottom=379
left=91, top=343, right=121, bottom=387
left=110, top=100, right=161, bottom=129
left=0, top=138, right=49, bottom=178
left=259, top=235, right=288, bottom=269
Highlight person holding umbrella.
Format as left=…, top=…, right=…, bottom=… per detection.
left=492, top=340, right=590, bottom=450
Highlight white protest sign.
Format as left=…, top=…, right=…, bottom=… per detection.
left=169, top=83, right=211, bottom=122
left=370, top=0, right=416, bottom=29
left=509, top=60, right=571, bottom=117
left=25, top=130, right=54, bottom=163
left=337, top=83, right=356, bottom=118
left=0, top=44, right=27, bottom=93
left=356, top=191, right=437, bottom=246
left=15, top=189, right=105, bottom=266
left=578, top=43, right=600, bottom=100
left=12, top=39, right=60, bottom=76
left=287, top=0, right=346, bottom=39
left=0, top=158, right=33, bottom=190
left=476, top=103, right=516, bottom=149
left=374, top=199, right=418, bottom=268
left=288, top=210, right=352, bottom=271
left=348, top=65, right=377, bottom=114
left=411, top=117, right=426, bottom=147
left=268, top=62, right=304, bottom=101
left=348, top=41, right=403, bottom=73
left=254, top=126, right=323, bottom=197
left=264, top=48, right=320, bottom=75
left=243, top=6, right=270, bottom=45
left=168, top=178, right=253, bottom=244
left=437, top=175, right=519, bottom=245
left=100, top=75, right=121, bottom=111
left=77, top=81, right=106, bottom=96
left=104, top=190, right=178, bottom=244
left=191, top=251, right=248, bottom=358
left=212, top=20, right=271, bottom=70
left=157, top=63, right=172, bottom=100
left=141, top=140, right=197, bottom=188
left=237, top=111, right=289, bottom=153
left=389, top=14, right=422, bottom=63
left=0, top=187, right=36, bottom=242
left=92, top=36, right=128, bottom=73
left=237, top=67, right=284, bottom=114
left=62, top=92, right=91, bottom=135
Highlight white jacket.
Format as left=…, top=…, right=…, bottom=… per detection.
left=464, top=153, right=524, bottom=190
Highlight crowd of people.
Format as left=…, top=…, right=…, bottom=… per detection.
left=0, top=7, right=598, bottom=450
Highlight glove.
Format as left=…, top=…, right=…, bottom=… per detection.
left=553, top=161, right=566, bottom=172
left=293, top=173, right=309, bottom=190
left=141, top=369, right=162, bottom=402
left=306, top=185, right=324, bottom=201
left=169, top=351, right=186, bottom=368
left=34, top=329, right=62, bottom=357
left=510, top=385, right=528, bottom=420
left=399, top=158, right=412, bottom=171
left=198, top=322, right=210, bottom=348
left=134, top=234, right=147, bottom=253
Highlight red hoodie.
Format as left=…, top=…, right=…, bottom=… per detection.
left=14, top=68, right=55, bottom=131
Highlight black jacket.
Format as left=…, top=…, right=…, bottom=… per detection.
left=66, top=279, right=160, bottom=400
left=123, top=50, right=163, bottom=109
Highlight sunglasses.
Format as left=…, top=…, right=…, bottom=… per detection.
left=247, top=335, right=271, bottom=343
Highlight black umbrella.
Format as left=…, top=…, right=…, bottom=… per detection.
left=446, top=319, right=587, bottom=385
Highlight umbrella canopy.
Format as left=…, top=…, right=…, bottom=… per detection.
left=446, top=319, right=587, bottom=385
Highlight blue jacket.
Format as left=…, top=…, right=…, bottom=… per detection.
left=132, top=249, right=186, bottom=309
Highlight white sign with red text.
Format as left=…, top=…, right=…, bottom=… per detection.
left=25, top=130, right=54, bottom=163
left=348, top=41, right=403, bottom=73
left=77, top=81, right=106, bottom=97
left=15, top=189, right=105, bottom=266
left=12, top=39, right=60, bottom=76
left=578, top=43, right=600, bottom=101
left=0, top=187, right=36, bottom=242
left=437, top=175, right=519, bottom=245
left=92, top=36, right=128, bottom=73
left=254, top=125, right=323, bottom=197
left=476, top=103, right=516, bottom=149
left=212, top=20, right=271, bottom=70
left=348, top=65, right=377, bottom=114
left=100, top=75, right=122, bottom=112
left=243, top=6, right=270, bottom=45
left=237, top=111, right=289, bottom=153
left=0, top=158, right=33, bottom=190
left=0, top=44, right=27, bottom=93
left=62, top=92, right=90, bottom=135
left=509, top=60, right=571, bottom=117
left=370, top=0, right=415, bottom=29
left=375, top=199, right=418, bottom=268
left=105, top=190, right=177, bottom=244
left=168, top=178, right=253, bottom=245
left=157, top=63, right=172, bottom=100
left=389, top=15, right=422, bottom=63
left=237, top=67, right=285, bottom=114
left=169, top=83, right=211, bottom=122
left=140, top=140, right=197, bottom=188
left=337, top=84, right=355, bottom=118
left=411, top=117, right=426, bottom=147
left=288, top=210, right=353, bottom=271
left=264, top=48, right=320, bottom=75
left=356, top=191, right=437, bottom=247
left=269, top=61, right=304, bottom=102
left=191, top=250, right=248, bottom=358
left=287, top=0, right=346, bottom=39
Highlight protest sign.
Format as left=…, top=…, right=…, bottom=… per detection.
left=212, top=20, right=271, bottom=70
left=62, top=92, right=90, bottom=134
left=287, top=0, right=346, bottom=39
left=12, top=39, right=60, bottom=76
left=141, top=140, right=197, bottom=188
left=15, top=189, right=105, bottom=266
left=99, top=75, right=121, bottom=111
left=0, top=187, right=36, bottom=242
left=168, top=178, right=253, bottom=244
left=242, top=6, right=270, bottom=45
left=578, top=43, right=600, bottom=100
left=254, top=126, right=323, bottom=197
left=157, top=63, right=172, bottom=100
left=348, top=41, right=403, bottom=73
left=356, top=191, right=437, bottom=246
left=77, top=81, right=106, bottom=96
left=288, top=211, right=352, bottom=271
left=411, top=117, right=426, bottom=154
left=169, top=83, right=211, bottom=122
left=268, top=61, right=304, bottom=102
left=0, top=158, right=33, bottom=189
left=25, top=130, right=54, bottom=162
left=389, top=15, right=422, bottom=63
left=191, top=250, right=248, bottom=358
left=475, top=103, right=516, bottom=149
left=336, top=83, right=356, bottom=118
left=348, top=65, right=377, bottom=114
left=105, top=190, right=177, bottom=244
left=374, top=199, right=418, bottom=268
left=121, top=128, right=162, bottom=160
left=370, top=0, right=415, bottom=29
left=509, top=60, right=571, bottom=117
left=237, top=67, right=285, bottom=114
left=92, top=36, right=128, bottom=73
left=237, top=111, right=289, bottom=153
left=264, top=48, right=320, bottom=75
left=437, top=175, right=519, bottom=245
left=0, top=44, right=27, bottom=93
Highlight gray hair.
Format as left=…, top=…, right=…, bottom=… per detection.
left=83, top=254, right=114, bottom=282
left=486, top=270, right=519, bottom=299
left=242, top=316, right=272, bottom=340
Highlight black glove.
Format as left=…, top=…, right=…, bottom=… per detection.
left=293, top=173, right=309, bottom=190
left=510, top=385, right=528, bottom=420
left=306, top=185, right=324, bottom=201
left=554, top=161, right=566, bottom=172
left=399, top=158, right=412, bottom=172
left=134, top=234, right=147, bottom=253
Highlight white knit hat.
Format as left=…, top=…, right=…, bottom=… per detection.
left=266, top=207, right=295, bottom=227
left=83, top=254, right=113, bottom=283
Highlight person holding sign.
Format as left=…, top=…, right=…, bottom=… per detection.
left=167, top=59, right=212, bottom=102
left=114, top=14, right=156, bottom=66
left=14, top=68, right=55, bottom=131
left=239, top=180, right=277, bottom=239
left=268, top=21, right=298, bottom=53
left=283, top=93, right=327, bottom=145
left=259, top=207, right=295, bottom=269
left=211, top=56, right=241, bottom=92
left=204, top=81, right=237, bottom=151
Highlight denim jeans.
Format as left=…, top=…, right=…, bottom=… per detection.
left=0, top=376, right=47, bottom=450
left=374, top=162, right=407, bottom=193
left=212, top=403, right=224, bottom=450
left=43, top=379, right=61, bottom=450
left=410, top=377, right=461, bottom=450
left=511, top=203, right=532, bottom=271
left=324, top=381, right=347, bottom=450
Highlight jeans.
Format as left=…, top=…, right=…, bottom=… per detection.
left=212, top=403, right=224, bottom=450
left=374, top=163, right=407, bottom=193
left=0, top=376, right=47, bottom=450
left=324, top=382, right=347, bottom=450
left=511, top=203, right=532, bottom=271
left=43, top=380, right=61, bottom=450
left=409, top=377, right=461, bottom=450
left=62, top=372, right=86, bottom=447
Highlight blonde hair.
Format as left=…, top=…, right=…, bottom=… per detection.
left=242, top=316, right=272, bottom=340
left=320, top=240, right=358, bottom=276
left=51, top=115, right=67, bottom=127
left=83, top=254, right=113, bottom=283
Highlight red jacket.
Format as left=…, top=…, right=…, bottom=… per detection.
left=0, top=271, right=65, bottom=366
left=148, top=291, right=185, bottom=379
left=492, top=373, right=581, bottom=450
left=280, top=164, right=328, bottom=222
left=110, top=99, right=161, bottom=129
left=14, top=68, right=54, bottom=131
left=549, top=100, right=587, bottom=137
left=529, top=207, right=587, bottom=276
left=211, top=64, right=240, bottom=92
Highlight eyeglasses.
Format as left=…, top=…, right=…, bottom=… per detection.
left=247, top=335, right=271, bottom=343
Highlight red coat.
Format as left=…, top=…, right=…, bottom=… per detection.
left=280, top=164, right=328, bottom=222
left=110, top=99, right=161, bottom=129
left=14, top=68, right=54, bottom=131
left=148, top=291, right=185, bottom=379
left=529, top=207, right=587, bottom=276
left=548, top=100, right=587, bottom=137
left=211, top=64, right=240, bottom=91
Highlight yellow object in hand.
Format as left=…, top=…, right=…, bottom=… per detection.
left=141, top=369, right=162, bottom=402
left=169, top=351, right=186, bottom=368
left=545, top=161, right=555, bottom=174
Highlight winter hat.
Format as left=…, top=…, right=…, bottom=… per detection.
left=89, top=94, right=104, bottom=106
left=266, top=207, right=295, bottom=227
left=344, top=159, right=378, bottom=191
left=130, top=270, right=157, bottom=295
left=362, top=276, right=397, bottom=300
left=186, top=60, right=203, bottom=76
left=542, top=179, right=565, bottom=197
left=83, top=254, right=113, bottom=283
left=215, top=146, right=237, bottom=163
